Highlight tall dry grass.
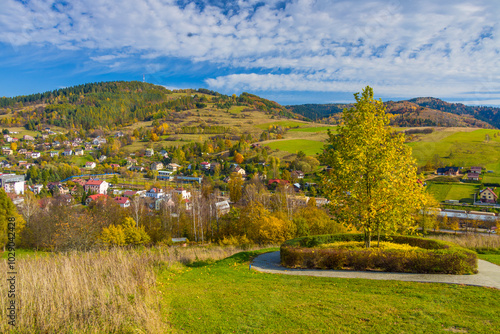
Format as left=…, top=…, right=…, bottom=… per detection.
left=0, top=245, right=264, bottom=333
left=429, top=233, right=500, bottom=250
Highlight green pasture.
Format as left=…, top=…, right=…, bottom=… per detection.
left=409, top=128, right=500, bottom=167
left=160, top=249, right=499, bottom=333
left=255, top=120, right=307, bottom=130
left=426, top=182, right=479, bottom=203
left=289, top=126, right=337, bottom=133
left=266, top=139, right=324, bottom=156
left=482, top=172, right=500, bottom=185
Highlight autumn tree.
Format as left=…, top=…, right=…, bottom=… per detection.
left=234, top=152, right=244, bottom=164
left=228, top=172, right=244, bottom=203
left=320, top=86, right=427, bottom=247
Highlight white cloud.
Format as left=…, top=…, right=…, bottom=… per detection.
left=0, top=0, right=499, bottom=100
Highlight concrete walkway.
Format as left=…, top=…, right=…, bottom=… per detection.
left=251, top=251, right=500, bottom=289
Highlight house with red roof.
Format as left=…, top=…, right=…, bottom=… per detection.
left=85, top=194, right=108, bottom=205
left=114, top=196, right=130, bottom=208
left=84, top=179, right=109, bottom=194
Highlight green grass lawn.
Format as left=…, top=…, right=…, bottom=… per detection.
left=266, top=139, right=324, bottom=156
left=426, top=182, right=479, bottom=203
left=288, top=126, right=337, bottom=133
left=409, top=129, right=500, bottom=167
left=159, top=249, right=499, bottom=333
left=478, top=254, right=500, bottom=266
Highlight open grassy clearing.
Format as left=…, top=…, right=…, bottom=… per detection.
left=482, top=173, right=500, bottom=184
left=265, top=139, right=324, bottom=156
left=409, top=128, right=500, bottom=167
left=254, top=120, right=308, bottom=130
left=288, top=126, right=337, bottom=133
left=160, top=249, right=499, bottom=334
left=425, top=182, right=479, bottom=203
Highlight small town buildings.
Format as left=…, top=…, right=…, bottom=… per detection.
left=470, top=166, right=482, bottom=174
left=234, top=166, right=246, bottom=176
left=146, top=187, right=165, bottom=199
left=479, top=188, right=498, bottom=204
left=200, top=162, right=211, bottom=171
left=467, top=173, right=481, bottom=181
left=86, top=194, right=108, bottom=205
left=0, top=160, right=11, bottom=168
left=173, top=188, right=191, bottom=200
left=0, top=174, right=25, bottom=194
left=74, top=148, right=84, bottom=156
left=158, top=170, right=174, bottom=181
left=145, top=148, right=154, bottom=157
left=31, top=152, right=41, bottom=159
left=129, top=166, right=145, bottom=172
left=291, top=170, right=305, bottom=179
left=110, top=163, right=120, bottom=169
left=23, top=135, right=34, bottom=141
left=114, top=196, right=130, bottom=208
left=150, top=162, right=164, bottom=171
left=62, top=149, right=73, bottom=156
left=175, top=176, right=203, bottom=184
left=49, top=151, right=59, bottom=157
left=85, top=162, right=96, bottom=169
left=31, top=184, right=43, bottom=194
left=84, top=179, right=109, bottom=194
left=215, top=200, right=230, bottom=216
left=436, top=166, right=460, bottom=176
left=2, top=148, right=13, bottom=155
left=167, top=163, right=181, bottom=172
left=98, top=155, right=107, bottom=163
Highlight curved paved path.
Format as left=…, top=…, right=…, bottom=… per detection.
left=251, top=251, right=500, bottom=289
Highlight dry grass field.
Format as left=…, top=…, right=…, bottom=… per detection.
left=0, top=246, right=268, bottom=333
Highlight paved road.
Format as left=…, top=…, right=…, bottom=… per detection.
left=251, top=251, right=500, bottom=289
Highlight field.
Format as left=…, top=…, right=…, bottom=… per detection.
left=408, top=128, right=500, bottom=167
left=1, top=244, right=499, bottom=333
left=425, top=182, right=479, bottom=203
left=265, top=139, right=325, bottom=156
left=288, top=126, right=337, bottom=133
left=161, top=249, right=499, bottom=333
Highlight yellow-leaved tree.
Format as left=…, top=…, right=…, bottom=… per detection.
left=99, top=217, right=150, bottom=246
left=320, top=86, right=430, bottom=247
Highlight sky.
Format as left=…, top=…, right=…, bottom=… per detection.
left=0, top=0, right=499, bottom=106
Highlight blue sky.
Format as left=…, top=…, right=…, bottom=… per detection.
left=1, top=0, right=499, bottom=106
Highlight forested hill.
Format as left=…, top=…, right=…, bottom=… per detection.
left=0, top=81, right=299, bottom=130
left=287, top=98, right=498, bottom=128
left=408, top=97, right=500, bottom=128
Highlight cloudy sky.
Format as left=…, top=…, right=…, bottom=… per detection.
left=1, top=0, right=499, bottom=105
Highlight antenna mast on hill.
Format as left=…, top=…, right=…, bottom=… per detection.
left=143, top=74, right=145, bottom=83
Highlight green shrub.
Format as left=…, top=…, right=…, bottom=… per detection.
left=280, top=234, right=478, bottom=274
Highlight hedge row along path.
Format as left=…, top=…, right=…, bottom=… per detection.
left=251, top=251, right=500, bottom=289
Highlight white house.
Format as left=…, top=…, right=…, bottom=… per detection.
left=85, top=162, right=96, bottom=169
left=145, top=148, right=154, bottom=157
left=0, top=174, right=25, bottom=194
left=173, top=188, right=191, bottom=200
left=146, top=187, right=165, bottom=199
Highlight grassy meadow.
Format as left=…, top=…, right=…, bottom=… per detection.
left=425, top=182, right=479, bottom=203
left=409, top=128, right=500, bottom=168
left=266, top=139, right=325, bottom=156
left=1, top=242, right=499, bottom=333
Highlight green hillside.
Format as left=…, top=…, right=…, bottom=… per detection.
left=0, top=82, right=301, bottom=131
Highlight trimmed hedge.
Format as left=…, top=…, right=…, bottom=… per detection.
left=280, top=234, right=478, bottom=274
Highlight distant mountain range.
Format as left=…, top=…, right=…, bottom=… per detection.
left=287, top=97, right=500, bottom=128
